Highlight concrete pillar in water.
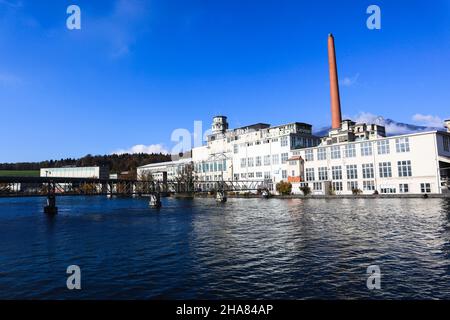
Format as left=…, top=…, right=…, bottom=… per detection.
left=149, top=193, right=162, bottom=208
left=44, top=194, right=58, bottom=214
left=216, top=191, right=227, bottom=203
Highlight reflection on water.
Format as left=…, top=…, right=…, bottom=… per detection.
left=0, top=196, right=449, bottom=299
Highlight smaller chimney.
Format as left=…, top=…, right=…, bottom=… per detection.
left=445, top=119, right=450, bottom=133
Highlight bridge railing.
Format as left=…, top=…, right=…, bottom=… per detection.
left=0, top=177, right=271, bottom=197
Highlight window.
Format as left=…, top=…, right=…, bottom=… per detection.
left=377, top=140, right=390, bottom=155
left=281, top=153, right=289, bottom=164
left=360, top=142, right=373, bottom=156
left=248, top=172, right=255, bottom=178
left=264, top=155, right=271, bottom=166
left=332, top=181, right=343, bottom=191
left=306, top=168, right=315, bottom=181
left=347, top=181, right=358, bottom=191
left=444, top=136, right=449, bottom=152
left=282, top=170, right=287, bottom=179
left=396, top=137, right=410, bottom=153
left=264, top=172, right=271, bottom=180
left=381, top=187, right=396, bottom=194
left=240, top=158, right=246, bottom=168
left=363, top=181, right=375, bottom=191
left=272, top=154, right=279, bottom=165
left=318, top=167, right=328, bottom=181
left=317, top=148, right=327, bottom=160
left=344, top=144, right=356, bottom=158
left=247, top=157, right=254, bottom=167
left=420, top=183, right=431, bottom=193
left=362, top=163, right=374, bottom=179
left=379, top=162, right=392, bottom=178
left=234, top=174, right=239, bottom=180
left=280, top=136, right=289, bottom=147
left=398, top=160, right=412, bottom=177
left=255, top=156, right=262, bottom=167
left=256, top=172, right=263, bottom=178
left=330, top=146, right=341, bottom=159
left=399, top=184, right=409, bottom=193
left=313, top=182, right=322, bottom=191
left=233, top=144, right=239, bottom=154
left=332, top=166, right=342, bottom=180
left=305, top=149, right=314, bottom=161
left=346, top=165, right=358, bottom=180
left=241, top=173, right=246, bottom=179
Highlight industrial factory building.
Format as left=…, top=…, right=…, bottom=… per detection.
left=137, top=34, right=450, bottom=195
left=40, top=166, right=109, bottom=179
left=290, top=123, right=450, bottom=195
left=191, top=116, right=321, bottom=190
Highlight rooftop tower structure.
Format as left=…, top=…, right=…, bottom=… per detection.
left=212, top=116, right=229, bottom=135
left=445, top=119, right=450, bottom=133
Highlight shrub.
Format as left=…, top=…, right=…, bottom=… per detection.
left=300, top=185, right=311, bottom=196
left=276, top=181, right=292, bottom=195
left=352, top=188, right=363, bottom=195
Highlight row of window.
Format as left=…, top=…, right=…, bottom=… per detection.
left=195, top=160, right=227, bottom=173
left=304, top=137, right=410, bottom=161
left=305, top=161, right=413, bottom=181
left=234, top=169, right=290, bottom=180
left=233, top=136, right=318, bottom=154
left=240, top=153, right=289, bottom=168
left=306, top=182, right=431, bottom=193
left=444, top=135, right=450, bottom=152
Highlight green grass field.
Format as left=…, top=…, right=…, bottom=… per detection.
left=0, top=170, right=40, bottom=177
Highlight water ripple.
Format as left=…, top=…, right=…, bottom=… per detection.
left=0, top=196, right=449, bottom=299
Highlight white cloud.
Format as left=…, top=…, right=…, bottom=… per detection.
left=346, top=112, right=419, bottom=135
left=112, top=144, right=169, bottom=155
left=340, top=73, right=359, bottom=87
left=412, top=114, right=443, bottom=128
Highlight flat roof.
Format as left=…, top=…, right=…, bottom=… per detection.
left=293, top=130, right=444, bottom=152
left=233, top=123, right=271, bottom=131
left=138, top=158, right=192, bottom=169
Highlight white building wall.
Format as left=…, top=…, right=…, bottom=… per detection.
left=137, top=159, right=192, bottom=181
left=40, top=167, right=105, bottom=179
left=294, top=131, right=444, bottom=195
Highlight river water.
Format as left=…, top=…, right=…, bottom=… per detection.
left=0, top=196, right=449, bottom=299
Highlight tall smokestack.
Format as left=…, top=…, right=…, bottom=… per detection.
left=328, top=34, right=342, bottom=129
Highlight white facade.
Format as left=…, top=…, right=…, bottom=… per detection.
left=192, top=117, right=321, bottom=191
left=291, top=131, right=450, bottom=195
left=137, top=158, right=193, bottom=182
left=136, top=116, right=450, bottom=195
left=40, top=166, right=109, bottom=179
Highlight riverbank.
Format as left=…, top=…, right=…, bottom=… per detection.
left=192, top=193, right=450, bottom=199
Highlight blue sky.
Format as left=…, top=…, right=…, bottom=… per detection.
left=1, top=0, right=449, bottom=162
